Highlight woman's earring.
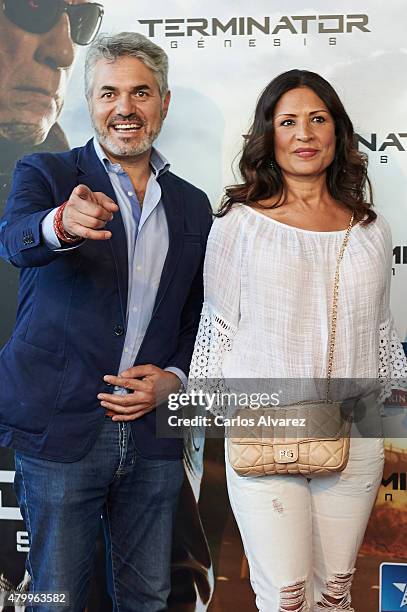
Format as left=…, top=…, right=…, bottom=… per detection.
left=270, top=159, right=276, bottom=170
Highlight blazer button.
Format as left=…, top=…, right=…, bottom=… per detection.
left=114, top=325, right=124, bottom=336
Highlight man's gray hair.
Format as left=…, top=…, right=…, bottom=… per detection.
left=85, top=32, right=169, bottom=99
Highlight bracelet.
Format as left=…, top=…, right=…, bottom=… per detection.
left=53, top=202, right=81, bottom=244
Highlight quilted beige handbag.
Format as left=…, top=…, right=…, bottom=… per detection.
left=228, top=212, right=354, bottom=477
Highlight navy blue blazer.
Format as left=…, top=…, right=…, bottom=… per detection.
left=0, top=139, right=212, bottom=462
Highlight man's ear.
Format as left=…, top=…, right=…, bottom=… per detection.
left=162, top=90, right=171, bottom=119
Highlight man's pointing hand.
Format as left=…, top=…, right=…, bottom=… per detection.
left=62, top=184, right=119, bottom=241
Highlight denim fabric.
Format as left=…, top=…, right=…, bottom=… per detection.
left=14, top=417, right=183, bottom=612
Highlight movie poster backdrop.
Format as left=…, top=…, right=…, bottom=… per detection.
left=0, top=1, right=406, bottom=610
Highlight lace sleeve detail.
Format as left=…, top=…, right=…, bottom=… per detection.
left=189, top=302, right=236, bottom=378
left=378, top=317, right=407, bottom=404
left=188, top=302, right=237, bottom=416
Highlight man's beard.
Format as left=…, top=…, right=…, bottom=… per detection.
left=91, top=111, right=163, bottom=158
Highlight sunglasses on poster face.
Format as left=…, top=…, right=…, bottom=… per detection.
left=2, top=0, right=104, bottom=46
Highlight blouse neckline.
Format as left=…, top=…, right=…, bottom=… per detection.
left=242, top=204, right=359, bottom=236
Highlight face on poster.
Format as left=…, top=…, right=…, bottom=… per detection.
left=0, top=0, right=99, bottom=145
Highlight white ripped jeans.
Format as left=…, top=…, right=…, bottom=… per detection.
left=225, top=437, right=384, bottom=612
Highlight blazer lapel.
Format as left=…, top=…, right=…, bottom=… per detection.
left=77, top=140, right=128, bottom=320
left=151, top=173, right=184, bottom=317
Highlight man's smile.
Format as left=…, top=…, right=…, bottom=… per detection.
left=110, top=121, right=144, bottom=134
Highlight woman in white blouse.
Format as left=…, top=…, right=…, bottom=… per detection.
left=189, top=70, right=407, bottom=611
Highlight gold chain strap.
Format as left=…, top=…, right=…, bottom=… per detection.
left=325, top=211, right=355, bottom=401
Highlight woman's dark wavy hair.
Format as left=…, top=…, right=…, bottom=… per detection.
left=218, top=69, right=375, bottom=223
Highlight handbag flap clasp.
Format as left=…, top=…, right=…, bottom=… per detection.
left=273, top=443, right=298, bottom=464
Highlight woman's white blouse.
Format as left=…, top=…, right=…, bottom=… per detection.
left=189, top=204, right=407, bottom=401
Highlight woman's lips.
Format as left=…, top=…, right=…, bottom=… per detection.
left=294, top=148, right=318, bottom=158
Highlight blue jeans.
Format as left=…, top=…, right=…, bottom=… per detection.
left=14, top=417, right=184, bottom=612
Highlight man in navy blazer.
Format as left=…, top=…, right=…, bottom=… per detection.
left=0, top=32, right=212, bottom=611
